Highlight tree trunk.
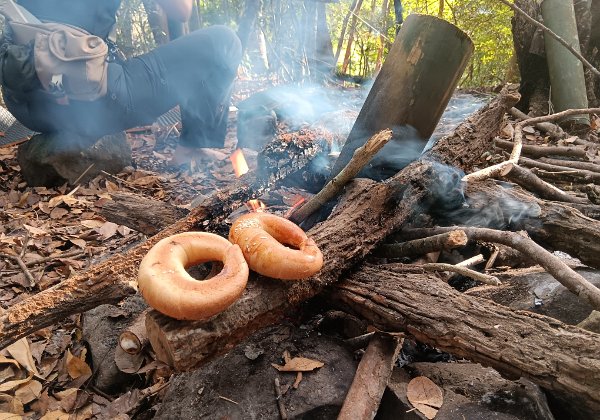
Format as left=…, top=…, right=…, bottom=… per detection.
left=341, top=0, right=364, bottom=74
left=334, top=0, right=360, bottom=68
left=142, top=0, right=169, bottom=45
left=330, top=265, right=600, bottom=418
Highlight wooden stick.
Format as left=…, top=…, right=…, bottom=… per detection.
left=289, top=129, right=393, bottom=223
left=421, top=263, right=500, bottom=286
left=375, top=230, right=467, bottom=259
left=502, top=163, right=587, bottom=204
left=498, top=0, right=600, bottom=79
left=401, top=227, right=600, bottom=311
left=24, top=250, right=85, bottom=267
left=520, top=157, right=600, bottom=184
left=0, top=253, right=36, bottom=287
left=338, top=332, right=403, bottom=420
left=344, top=332, right=376, bottom=351
left=539, top=157, right=600, bottom=173
left=455, top=254, right=485, bottom=268
left=274, top=377, right=288, bottom=420
left=496, top=139, right=589, bottom=160
left=119, top=309, right=150, bottom=355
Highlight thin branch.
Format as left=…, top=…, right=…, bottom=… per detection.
left=498, top=0, right=600, bottom=79
left=0, top=253, right=36, bottom=287
left=421, top=263, right=501, bottom=286
left=375, top=230, right=467, bottom=259
left=289, top=129, right=393, bottom=223
left=24, top=250, right=85, bottom=267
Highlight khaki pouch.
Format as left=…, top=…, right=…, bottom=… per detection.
left=9, top=21, right=108, bottom=101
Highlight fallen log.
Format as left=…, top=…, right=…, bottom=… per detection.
left=99, top=192, right=189, bottom=236
left=329, top=265, right=600, bottom=417
left=0, top=131, right=328, bottom=350
left=145, top=90, right=519, bottom=370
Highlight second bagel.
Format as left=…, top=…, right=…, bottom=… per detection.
left=229, top=212, right=323, bottom=280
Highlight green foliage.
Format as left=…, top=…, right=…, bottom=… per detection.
left=329, top=0, right=514, bottom=87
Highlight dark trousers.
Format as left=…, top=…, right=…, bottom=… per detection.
left=4, top=25, right=242, bottom=148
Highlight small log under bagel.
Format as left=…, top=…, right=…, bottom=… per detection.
left=229, top=213, right=323, bottom=280
left=138, top=232, right=249, bottom=320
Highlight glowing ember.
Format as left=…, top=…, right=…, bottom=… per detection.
left=230, top=148, right=249, bottom=177
left=246, top=199, right=266, bottom=213
left=285, top=196, right=306, bottom=218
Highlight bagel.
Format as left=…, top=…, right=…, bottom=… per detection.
left=229, top=212, right=323, bottom=280
left=138, top=232, right=248, bottom=320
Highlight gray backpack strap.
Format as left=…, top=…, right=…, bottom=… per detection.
left=0, top=0, right=41, bottom=23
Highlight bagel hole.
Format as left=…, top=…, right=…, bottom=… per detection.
left=280, top=241, right=301, bottom=251
left=186, top=261, right=224, bottom=280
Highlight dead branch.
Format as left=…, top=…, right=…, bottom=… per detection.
left=496, top=139, right=589, bottom=160
left=274, top=377, right=288, bottom=420
left=498, top=0, right=600, bottom=79
left=538, top=157, right=600, bottom=173
left=509, top=107, right=565, bottom=139
left=400, top=226, right=600, bottom=311
left=0, top=253, right=36, bottom=287
left=374, top=230, right=467, bottom=259
left=330, top=265, right=600, bottom=416
left=502, top=163, right=587, bottom=203
left=289, top=129, right=393, bottom=223
left=520, top=157, right=600, bottom=183
left=421, top=263, right=500, bottom=286
left=338, top=332, right=403, bottom=420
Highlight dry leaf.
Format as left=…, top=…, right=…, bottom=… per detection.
left=55, top=388, right=78, bottom=413
left=49, top=207, right=69, bottom=220
left=14, top=380, right=42, bottom=404
left=271, top=356, right=324, bottom=372
left=407, top=376, right=444, bottom=420
left=6, top=338, right=38, bottom=375
left=0, top=412, right=24, bottom=420
left=0, top=374, right=33, bottom=392
left=0, top=355, right=21, bottom=369
left=69, top=238, right=87, bottom=249
left=66, top=350, right=92, bottom=380
left=97, top=222, right=118, bottom=239
left=80, top=220, right=104, bottom=229
left=40, top=410, right=69, bottom=420
left=22, top=224, right=47, bottom=237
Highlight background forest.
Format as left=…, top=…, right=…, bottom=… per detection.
left=115, top=0, right=514, bottom=88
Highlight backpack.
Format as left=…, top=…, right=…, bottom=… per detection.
left=0, top=1, right=110, bottom=101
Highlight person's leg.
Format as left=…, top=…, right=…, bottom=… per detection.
left=130, top=26, right=242, bottom=149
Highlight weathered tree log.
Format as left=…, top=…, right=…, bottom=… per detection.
left=100, top=192, right=190, bottom=236
left=145, top=90, right=519, bottom=370
left=330, top=265, right=600, bottom=417
left=331, top=14, right=474, bottom=177
left=0, top=132, right=327, bottom=350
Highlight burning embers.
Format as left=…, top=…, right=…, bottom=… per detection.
left=230, top=148, right=266, bottom=212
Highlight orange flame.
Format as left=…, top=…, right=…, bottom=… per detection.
left=230, top=148, right=249, bottom=177
left=246, top=199, right=266, bottom=213
left=285, top=196, right=306, bottom=218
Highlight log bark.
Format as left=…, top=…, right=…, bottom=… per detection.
left=145, top=90, right=519, bottom=370
left=331, top=14, right=474, bottom=177
left=0, top=133, right=326, bottom=350
left=330, top=265, right=600, bottom=417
